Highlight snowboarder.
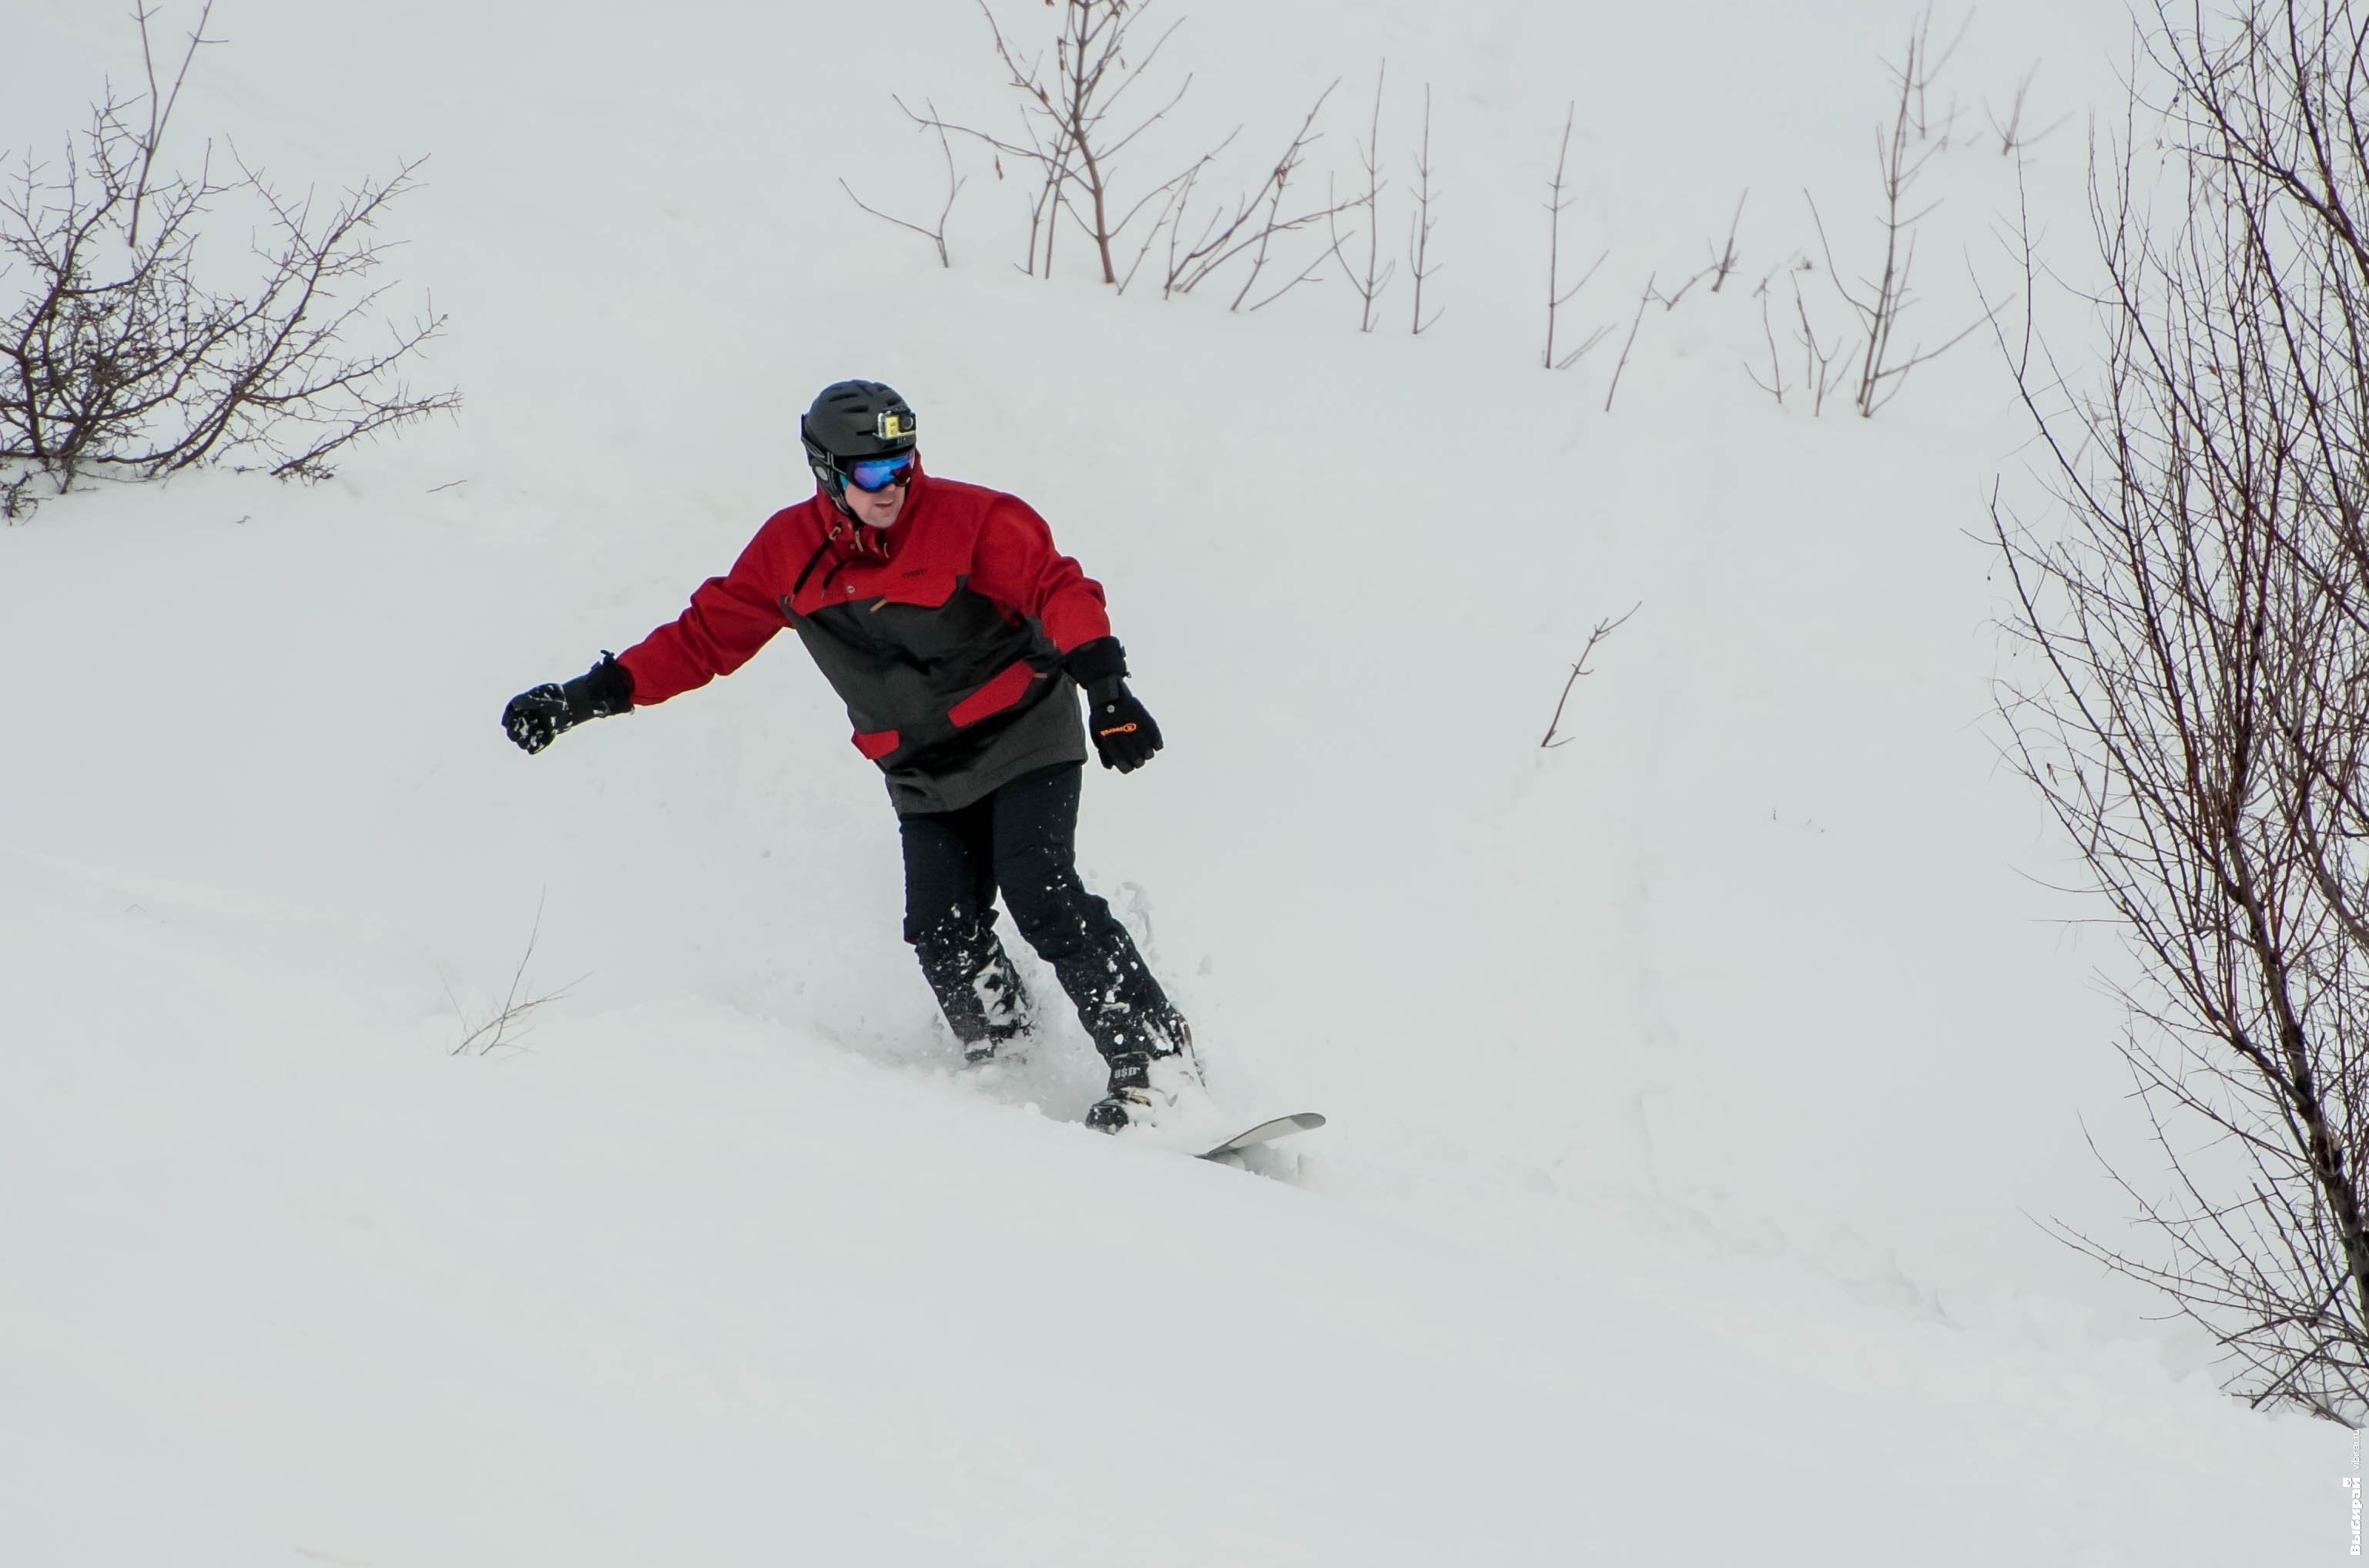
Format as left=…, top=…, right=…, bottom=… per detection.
left=500, top=380, right=1207, bottom=1134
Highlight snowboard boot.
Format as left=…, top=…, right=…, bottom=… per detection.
left=1084, top=1016, right=1215, bottom=1135
left=963, top=947, right=1036, bottom=1065
left=1033, top=910, right=1208, bottom=1133
left=915, top=925, right=1037, bottom=1065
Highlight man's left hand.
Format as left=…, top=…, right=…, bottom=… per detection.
left=1087, top=682, right=1162, bottom=772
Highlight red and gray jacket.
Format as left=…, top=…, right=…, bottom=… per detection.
left=617, top=464, right=1112, bottom=815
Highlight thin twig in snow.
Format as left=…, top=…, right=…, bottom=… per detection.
left=1541, top=602, right=1641, bottom=748
left=444, top=893, right=583, bottom=1056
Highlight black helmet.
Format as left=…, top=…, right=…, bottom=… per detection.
left=800, top=380, right=917, bottom=493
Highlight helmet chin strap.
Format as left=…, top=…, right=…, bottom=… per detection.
left=814, top=467, right=866, bottom=528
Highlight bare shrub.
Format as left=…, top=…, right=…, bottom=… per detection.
left=1808, top=2, right=1984, bottom=417
left=444, top=895, right=580, bottom=1057
left=1762, top=263, right=1848, bottom=417
left=903, top=0, right=1199, bottom=283
left=1155, top=85, right=1347, bottom=309
left=0, top=3, right=455, bottom=511
left=1993, top=0, right=2369, bottom=1422
left=1746, top=256, right=1848, bottom=412
left=899, top=2, right=1348, bottom=310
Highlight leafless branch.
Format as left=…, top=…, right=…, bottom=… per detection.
left=1542, top=102, right=1603, bottom=370
left=1791, top=262, right=1850, bottom=415
left=1986, top=62, right=2074, bottom=156
left=1228, top=82, right=1342, bottom=311
left=1324, top=62, right=1395, bottom=331
left=128, top=1, right=219, bottom=252
left=1550, top=250, right=1610, bottom=370
left=1542, top=601, right=1642, bottom=748
left=1408, top=81, right=1443, bottom=335
left=839, top=102, right=966, bottom=266
left=1709, top=189, right=1747, bottom=292
left=1903, top=2, right=1972, bottom=146
left=1746, top=283, right=1787, bottom=404
left=1603, top=273, right=1657, bottom=411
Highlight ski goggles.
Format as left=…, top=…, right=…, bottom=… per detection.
left=842, top=451, right=916, bottom=493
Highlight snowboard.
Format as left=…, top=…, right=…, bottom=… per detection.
left=1197, top=1111, right=1326, bottom=1161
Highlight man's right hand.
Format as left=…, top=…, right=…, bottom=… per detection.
left=501, top=683, right=573, bottom=753
left=502, top=653, right=632, bottom=754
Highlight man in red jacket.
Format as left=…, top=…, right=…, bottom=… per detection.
left=501, top=380, right=1205, bottom=1134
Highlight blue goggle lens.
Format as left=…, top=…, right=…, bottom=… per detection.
left=844, top=451, right=915, bottom=492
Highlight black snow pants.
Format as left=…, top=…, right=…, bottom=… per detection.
left=899, top=760, right=1184, bottom=1063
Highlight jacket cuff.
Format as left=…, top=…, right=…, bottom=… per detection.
left=1062, top=635, right=1129, bottom=689
left=565, top=651, right=635, bottom=722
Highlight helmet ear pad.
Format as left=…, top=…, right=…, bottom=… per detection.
left=799, top=414, right=843, bottom=495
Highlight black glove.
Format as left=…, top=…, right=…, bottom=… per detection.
left=1066, top=636, right=1163, bottom=773
left=503, top=652, right=632, bottom=755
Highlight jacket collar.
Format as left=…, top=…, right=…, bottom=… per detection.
left=810, top=458, right=930, bottom=564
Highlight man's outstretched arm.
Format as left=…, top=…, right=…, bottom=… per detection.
left=615, top=514, right=802, bottom=707
left=500, top=513, right=796, bottom=754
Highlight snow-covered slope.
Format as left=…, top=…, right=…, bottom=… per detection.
left=0, top=1, right=2342, bottom=1562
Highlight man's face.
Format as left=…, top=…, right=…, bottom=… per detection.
left=839, top=450, right=913, bottom=528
